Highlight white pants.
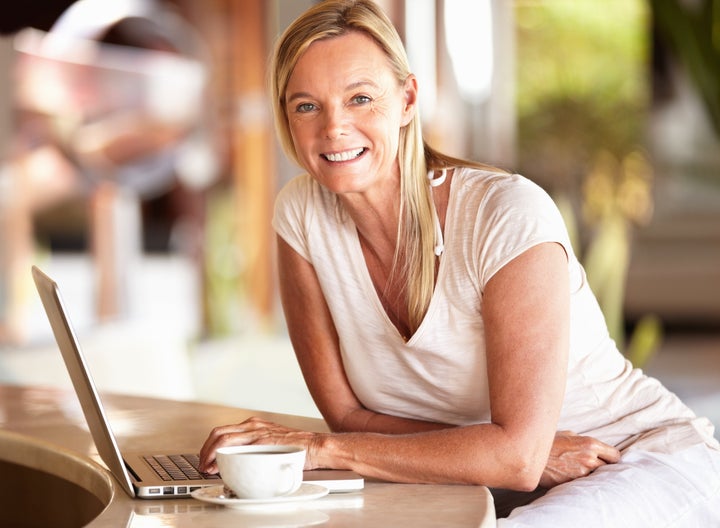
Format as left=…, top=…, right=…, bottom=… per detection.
left=497, top=444, right=720, bottom=528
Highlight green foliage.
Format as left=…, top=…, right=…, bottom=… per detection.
left=204, top=187, right=244, bottom=337
left=515, top=1, right=650, bottom=189
left=650, top=0, right=720, bottom=137
left=626, top=314, right=663, bottom=368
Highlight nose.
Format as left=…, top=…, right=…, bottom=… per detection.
left=323, top=105, right=347, bottom=140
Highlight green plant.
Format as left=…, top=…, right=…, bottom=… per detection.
left=650, top=0, right=720, bottom=137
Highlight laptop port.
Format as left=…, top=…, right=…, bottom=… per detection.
left=177, top=486, right=188, bottom=494
left=148, top=488, right=161, bottom=494
left=163, top=487, right=174, bottom=495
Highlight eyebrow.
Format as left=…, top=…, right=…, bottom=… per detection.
left=286, top=80, right=379, bottom=104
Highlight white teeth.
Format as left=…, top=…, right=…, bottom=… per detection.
left=324, top=148, right=364, bottom=162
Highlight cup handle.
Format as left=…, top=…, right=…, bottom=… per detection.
left=277, top=463, right=301, bottom=496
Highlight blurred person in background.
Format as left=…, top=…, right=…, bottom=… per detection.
left=0, top=0, right=216, bottom=343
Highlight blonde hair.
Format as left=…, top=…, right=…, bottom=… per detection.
left=271, top=0, right=500, bottom=333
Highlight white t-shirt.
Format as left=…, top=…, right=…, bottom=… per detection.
left=272, top=167, right=718, bottom=453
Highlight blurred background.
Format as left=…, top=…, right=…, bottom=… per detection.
left=0, top=0, right=718, bottom=434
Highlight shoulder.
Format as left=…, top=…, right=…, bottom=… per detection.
left=449, top=167, right=575, bottom=285
left=273, top=174, right=322, bottom=261
left=276, top=173, right=316, bottom=203
left=275, top=173, right=334, bottom=217
left=272, top=173, right=346, bottom=253
left=452, top=167, right=558, bottom=218
left=273, top=174, right=318, bottom=236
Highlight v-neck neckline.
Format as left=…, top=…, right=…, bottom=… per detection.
left=350, top=168, right=458, bottom=344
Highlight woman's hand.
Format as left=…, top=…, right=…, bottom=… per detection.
left=539, top=430, right=621, bottom=488
left=198, top=417, right=324, bottom=474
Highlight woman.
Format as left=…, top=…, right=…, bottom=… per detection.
left=200, top=1, right=720, bottom=524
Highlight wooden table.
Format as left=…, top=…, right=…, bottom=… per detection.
left=0, top=384, right=496, bottom=527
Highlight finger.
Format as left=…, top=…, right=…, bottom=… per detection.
left=199, top=423, right=256, bottom=472
left=597, top=443, right=621, bottom=464
left=579, top=436, right=621, bottom=464
left=199, top=424, right=235, bottom=461
left=581, top=449, right=620, bottom=476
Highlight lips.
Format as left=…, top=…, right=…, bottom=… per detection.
left=322, top=147, right=365, bottom=162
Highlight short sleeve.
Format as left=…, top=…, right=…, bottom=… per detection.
left=271, top=174, right=314, bottom=261
left=472, top=174, right=575, bottom=289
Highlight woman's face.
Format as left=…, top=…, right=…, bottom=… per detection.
left=284, top=31, right=417, bottom=196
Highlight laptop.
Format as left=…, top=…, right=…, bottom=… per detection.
left=32, top=265, right=364, bottom=499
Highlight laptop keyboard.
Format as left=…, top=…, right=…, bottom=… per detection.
left=144, top=454, right=221, bottom=481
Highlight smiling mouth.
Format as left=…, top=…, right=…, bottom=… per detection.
left=322, top=148, right=366, bottom=162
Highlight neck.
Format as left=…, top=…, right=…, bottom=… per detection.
left=339, top=179, right=401, bottom=260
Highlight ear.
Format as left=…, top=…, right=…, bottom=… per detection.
left=400, top=74, right=418, bottom=126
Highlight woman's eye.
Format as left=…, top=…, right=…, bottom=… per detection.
left=296, top=102, right=316, bottom=113
left=352, top=95, right=371, bottom=105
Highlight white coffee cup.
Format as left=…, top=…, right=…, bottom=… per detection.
left=216, top=445, right=306, bottom=499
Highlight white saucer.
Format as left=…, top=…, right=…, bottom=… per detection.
left=191, top=483, right=329, bottom=508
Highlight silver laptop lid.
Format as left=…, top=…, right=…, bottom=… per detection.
left=32, top=265, right=137, bottom=498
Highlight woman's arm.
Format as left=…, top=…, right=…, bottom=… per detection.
left=479, top=241, right=571, bottom=487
